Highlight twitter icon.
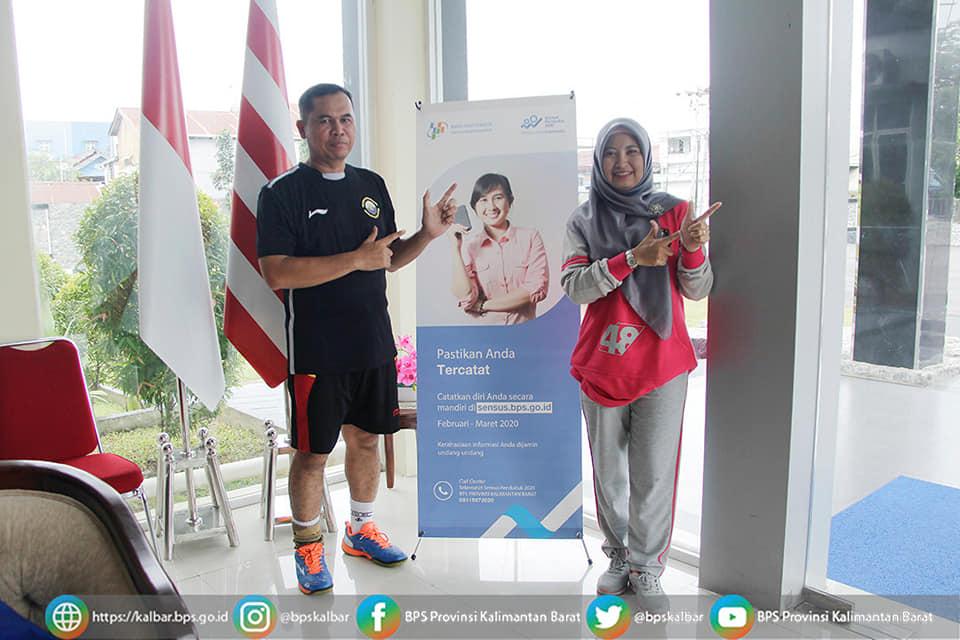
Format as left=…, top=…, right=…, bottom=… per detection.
left=587, top=595, right=630, bottom=639
left=595, top=604, right=622, bottom=629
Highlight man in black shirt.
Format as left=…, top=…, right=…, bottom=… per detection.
left=257, top=83, right=455, bottom=595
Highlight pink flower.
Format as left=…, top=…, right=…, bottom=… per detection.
left=394, top=334, right=417, bottom=387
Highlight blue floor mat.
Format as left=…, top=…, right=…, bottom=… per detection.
left=828, top=476, right=960, bottom=622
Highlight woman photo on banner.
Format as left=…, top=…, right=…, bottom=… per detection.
left=561, top=118, right=720, bottom=612
left=449, top=173, right=549, bottom=325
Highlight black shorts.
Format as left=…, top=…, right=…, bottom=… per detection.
left=287, top=361, right=400, bottom=454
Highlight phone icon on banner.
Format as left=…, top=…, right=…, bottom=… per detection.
left=433, top=481, right=453, bottom=501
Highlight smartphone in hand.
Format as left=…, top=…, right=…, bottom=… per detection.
left=454, top=204, right=472, bottom=232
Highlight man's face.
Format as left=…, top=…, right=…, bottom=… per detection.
left=297, top=92, right=355, bottom=168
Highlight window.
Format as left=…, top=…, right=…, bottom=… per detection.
left=460, top=0, right=711, bottom=556
left=668, top=136, right=691, bottom=154
left=16, top=0, right=352, bottom=510
left=807, top=2, right=960, bottom=625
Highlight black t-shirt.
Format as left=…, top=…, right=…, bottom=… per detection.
left=256, top=163, right=398, bottom=374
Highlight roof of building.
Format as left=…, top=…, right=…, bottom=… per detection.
left=109, top=106, right=299, bottom=138
left=72, top=150, right=108, bottom=169
left=30, top=181, right=101, bottom=205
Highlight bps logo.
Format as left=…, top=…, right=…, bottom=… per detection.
left=426, top=121, right=447, bottom=139
left=521, top=114, right=543, bottom=129
left=599, top=322, right=644, bottom=356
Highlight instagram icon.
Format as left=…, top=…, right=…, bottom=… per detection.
left=233, top=595, right=277, bottom=638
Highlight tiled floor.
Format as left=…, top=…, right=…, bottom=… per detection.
left=163, top=476, right=870, bottom=639
left=230, top=356, right=960, bottom=555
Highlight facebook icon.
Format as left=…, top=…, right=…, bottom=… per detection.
left=357, top=594, right=399, bottom=639
left=372, top=601, right=387, bottom=632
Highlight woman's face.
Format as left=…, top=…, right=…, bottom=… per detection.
left=601, top=130, right=645, bottom=191
left=474, top=186, right=511, bottom=229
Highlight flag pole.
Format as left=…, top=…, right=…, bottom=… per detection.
left=176, top=377, right=201, bottom=526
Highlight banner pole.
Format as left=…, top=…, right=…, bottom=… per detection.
left=577, top=531, right=593, bottom=566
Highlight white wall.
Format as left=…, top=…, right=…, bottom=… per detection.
left=367, top=0, right=431, bottom=477
left=369, top=0, right=430, bottom=341
left=188, top=137, right=220, bottom=199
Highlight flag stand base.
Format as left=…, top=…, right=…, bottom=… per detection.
left=154, top=379, right=239, bottom=561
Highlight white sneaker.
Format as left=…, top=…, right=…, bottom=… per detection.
left=629, top=570, right=670, bottom=614
left=596, top=548, right=629, bottom=595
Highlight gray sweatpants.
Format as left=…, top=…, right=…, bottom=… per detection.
left=582, top=373, right=687, bottom=576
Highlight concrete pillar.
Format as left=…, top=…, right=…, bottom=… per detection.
left=852, top=0, right=958, bottom=369
left=701, top=0, right=853, bottom=609
left=0, top=1, right=43, bottom=343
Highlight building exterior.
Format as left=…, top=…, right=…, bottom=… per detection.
left=29, top=181, right=101, bottom=270
left=24, top=121, right=110, bottom=158
left=72, top=150, right=109, bottom=183
left=105, top=106, right=300, bottom=198
left=654, top=128, right=709, bottom=214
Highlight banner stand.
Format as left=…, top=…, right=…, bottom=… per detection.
left=413, top=94, right=586, bottom=565
left=409, top=531, right=594, bottom=566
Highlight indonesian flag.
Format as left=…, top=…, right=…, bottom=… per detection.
left=138, top=0, right=225, bottom=410
left=223, top=0, right=295, bottom=388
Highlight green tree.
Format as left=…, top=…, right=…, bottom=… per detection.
left=74, top=171, right=239, bottom=426
left=28, top=152, right=78, bottom=181
left=35, top=252, right=111, bottom=386
left=37, top=252, right=67, bottom=300
left=211, top=129, right=235, bottom=198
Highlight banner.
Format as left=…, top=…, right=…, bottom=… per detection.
left=416, top=95, right=581, bottom=539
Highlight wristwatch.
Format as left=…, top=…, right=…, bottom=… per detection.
left=478, top=300, right=487, bottom=314
left=625, top=249, right=639, bottom=270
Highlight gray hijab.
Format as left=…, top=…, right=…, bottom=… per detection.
left=571, top=118, right=683, bottom=339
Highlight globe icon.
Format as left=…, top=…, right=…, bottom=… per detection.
left=51, top=602, right=84, bottom=633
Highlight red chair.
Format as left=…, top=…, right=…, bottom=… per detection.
left=0, top=338, right=157, bottom=552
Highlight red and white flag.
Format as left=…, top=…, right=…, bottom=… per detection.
left=223, top=0, right=296, bottom=388
left=138, top=0, right=225, bottom=409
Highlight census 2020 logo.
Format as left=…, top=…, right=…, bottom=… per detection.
left=426, top=121, right=448, bottom=139
left=520, top=114, right=543, bottom=129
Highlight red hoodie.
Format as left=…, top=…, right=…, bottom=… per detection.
left=562, top=201, right=709, bottom=407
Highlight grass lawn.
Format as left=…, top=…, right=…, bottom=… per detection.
left=236, top=359, right=263, bottom=385
left=101, top=422, right=264, bottom=479
left=684, top=298, right=708, bottom=328
left=91, top=395, right=130, bottom=419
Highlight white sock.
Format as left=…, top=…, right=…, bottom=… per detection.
left=350, top=499, right=375, bottom=529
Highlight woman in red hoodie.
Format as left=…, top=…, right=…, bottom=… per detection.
left=561, top=118, right=719, bottom=612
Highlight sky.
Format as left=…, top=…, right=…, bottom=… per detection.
left=13, top=0, right=864, bottom=150
left=466, top=0, right=711, bottom=140
left=13, top=0, right=343, bottom=122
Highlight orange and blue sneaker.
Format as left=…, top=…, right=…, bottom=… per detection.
left=294, top=541, right=333, bottom=594
left=341, top=521, right=407, bottom=566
